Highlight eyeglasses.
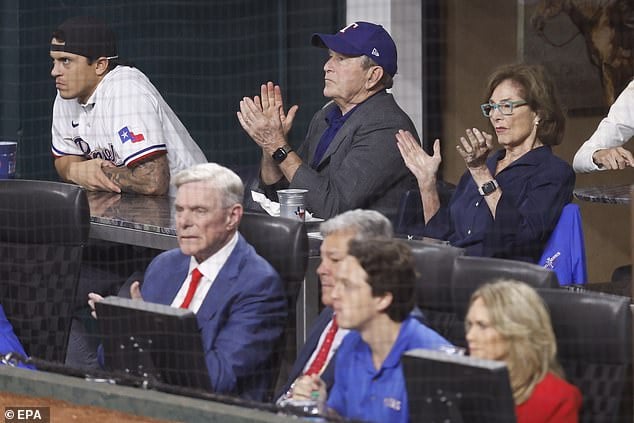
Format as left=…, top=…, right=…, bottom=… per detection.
left=480, top=100, right=528, bottom=117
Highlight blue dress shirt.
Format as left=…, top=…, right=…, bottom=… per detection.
left=311, top=105, right=357, bottom=168
left=424, top=146, right=575, bottom=262
left=327, top=317, right=449, bottom=423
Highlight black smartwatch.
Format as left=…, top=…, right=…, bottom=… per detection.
left=272, top=145, right=293, bottom=164
left=478, top=179, right=499, bottom=196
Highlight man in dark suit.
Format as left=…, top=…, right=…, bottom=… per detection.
left=90, top=163, right=286, bottom=401
left=238, top=21, right=418, bottom=222
left=276, top=209, right=393, bottom=403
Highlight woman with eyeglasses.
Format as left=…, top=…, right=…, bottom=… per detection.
left=396, top=63, right=574, bottom=262
left=465, top=280, right=581, bottom=422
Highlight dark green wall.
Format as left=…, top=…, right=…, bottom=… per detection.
left=0, top=0, right=343, bottom=180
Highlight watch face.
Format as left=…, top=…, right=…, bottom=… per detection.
left=273, top=147, right=287, bottom=163
left=481, top=181, right=497, bottom=195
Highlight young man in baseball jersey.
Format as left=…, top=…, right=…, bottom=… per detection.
left=50, top=16, right=207, bottom=368
left=50, top=16, right=206, bottom=196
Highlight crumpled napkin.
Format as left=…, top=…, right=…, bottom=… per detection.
left=251, top=191, right=316, bottom=220
left=251, top=191, right=280, bottom=216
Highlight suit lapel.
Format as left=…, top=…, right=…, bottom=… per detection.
left=295, top=308, right=334, bottom=372
left=158, top=253, right=190, bottom=305
left=313, top=92, right=386, bottom=170
left=314, top=127, right=348, bottom=171
left=195, top=234, right=246, bottom=324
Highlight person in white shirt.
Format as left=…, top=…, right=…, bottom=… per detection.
left=573, top=79, right=634, bottom=172
left=52, top=16, right=208, bottom=370
left=50, top=16, right=206, bottom=196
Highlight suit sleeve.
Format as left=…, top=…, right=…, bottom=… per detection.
left=276, top=308, right=333, bottom=400
left=200, top=271, right=286, bottom=396
left=291, top=117, right=417, bottom=219
left=259, top=110, right=321, bottom=202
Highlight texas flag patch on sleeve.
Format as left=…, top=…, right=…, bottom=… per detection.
left=118, top=126, right=145, bottom=143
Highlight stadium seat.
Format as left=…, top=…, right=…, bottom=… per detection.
left=0, top=180, right=90, bottom=363
left=408, top=239, right=464, bottom=340
left=539, top=288, right=632, bottom=423
left=449, top=255, right=560, bottom=347
left=238, top=211, right=308, bottom=400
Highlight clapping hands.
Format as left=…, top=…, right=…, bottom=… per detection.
left=237, top=82, right=299, bottom=154
left=395, top=130, right=441, bottom=187
left=456, top=128, right=493, bottom=169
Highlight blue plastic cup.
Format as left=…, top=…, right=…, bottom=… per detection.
left=0, top=141, right=17, bottom=179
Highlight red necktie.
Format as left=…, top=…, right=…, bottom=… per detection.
left=179, top=268, right=203, bottom=309
left=304, top=316, right=338, bottom=376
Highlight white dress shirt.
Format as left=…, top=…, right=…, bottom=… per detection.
left=301, top=317, right=350, bottom=375
left=573, top=79, right=634, bottom=173
left=170, top=232, right=239, bottom=313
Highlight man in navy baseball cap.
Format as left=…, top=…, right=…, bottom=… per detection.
left=311, top=21, right=398, bottom=77
left=238, top=21, right=418, bottom=225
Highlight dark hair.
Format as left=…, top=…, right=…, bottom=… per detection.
left=484, top=63, right=565, bottom=146
left=347, top=237, right=415, bottom=322
left=51, top=16, right=123, bottom=71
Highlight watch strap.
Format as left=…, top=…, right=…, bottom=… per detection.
left=272, top=145, right=293, bottom=164
left=478, top=179, right=499, bottom=196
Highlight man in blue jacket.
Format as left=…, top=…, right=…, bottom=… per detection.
left=90, top=163, right=286, bottom=400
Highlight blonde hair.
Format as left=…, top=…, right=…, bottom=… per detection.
left=468, top=279, right=563, bottom=404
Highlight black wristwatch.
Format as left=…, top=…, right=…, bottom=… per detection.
left=478, top=179, right=499, bottom=196
left=272, top=145, right=293, bottom=164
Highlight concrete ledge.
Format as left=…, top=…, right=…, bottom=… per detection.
left=0, top=366, right=295, bottom=423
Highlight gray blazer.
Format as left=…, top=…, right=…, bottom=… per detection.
left=263, top=90, right=418, bottom=223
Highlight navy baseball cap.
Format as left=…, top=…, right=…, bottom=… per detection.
left=51, top=16, right=117, bottom=60
left=311, top=21, right=397, bottom=77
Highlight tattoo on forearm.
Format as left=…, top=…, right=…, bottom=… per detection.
left=102, top=154, right=170, bottom=195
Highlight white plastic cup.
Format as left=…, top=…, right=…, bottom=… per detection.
left=277, top=189, right=308, bottom=221
left=0, top=141, right=17, bottom=179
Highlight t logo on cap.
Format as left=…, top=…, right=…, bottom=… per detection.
left=339, top=22, right=359, bottom=33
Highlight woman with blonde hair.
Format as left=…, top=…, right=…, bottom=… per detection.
left=465, top=279, right=581, bottom=422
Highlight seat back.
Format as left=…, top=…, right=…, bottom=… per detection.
left=449, top=256, right=559, bottom=347
left=229, top=164, right=266, bottom=213
left=538, top=203, right=588, bottom=286
left=394, top=181, right=455, bottom=236
left=238, top=211, right=309, bottom=400
left=408, top=239, right=464, bottom=339
left=0, top=180, right=90, bottom=363
left=538, top=289, right=632, bottom=423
